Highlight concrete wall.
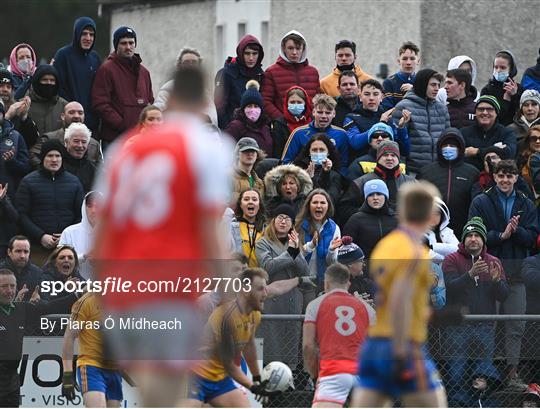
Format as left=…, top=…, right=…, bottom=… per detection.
left=421, top=0, right=540, bottom=89
left=105, top=0, right=540, bottom=96
left=109, top=0, right=216, bottom=93
left=269, top=0, right=422, bottom=82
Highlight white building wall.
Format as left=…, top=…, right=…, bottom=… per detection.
left=109, top=1, right=216, bottom=93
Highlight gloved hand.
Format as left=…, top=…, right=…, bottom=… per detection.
left=392, top=356, right=415, bottom=384
left=250, top=376, right=282, bottom=403
left=61, top=371, right=78, bottom=402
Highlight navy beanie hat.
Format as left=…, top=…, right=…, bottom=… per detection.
left=113, top=26, right=137, bottom=50
left=240, top=80, right=263, bottom=108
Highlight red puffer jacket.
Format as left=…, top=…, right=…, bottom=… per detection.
left=261, top=56, right=319, bottom=120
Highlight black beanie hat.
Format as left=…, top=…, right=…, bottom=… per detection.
left=240, top=80, right=263, bottom=108
left=272, top=203, right=296, bottom=223
left=0, top=68, right=13, bottom=86
left=113, top=26, right=136, bottom=50
left=40, top=139, right=65, bottom=162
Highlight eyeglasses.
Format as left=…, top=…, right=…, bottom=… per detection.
left=276, top=215, right=292, bottom=223
left=476, top=107, right=495, bottom=113
left=372, top=133, right=390, bottom=140
left=484, top=155, right=499, bottom=162
left=530, top=136, right=540, bottom=143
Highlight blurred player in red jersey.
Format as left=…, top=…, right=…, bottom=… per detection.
left=93, top=65, right=233, bottom=406
left=303, top=263, right=374, bottom=407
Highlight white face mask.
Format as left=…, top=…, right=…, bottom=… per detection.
left=493, top=69, right=509, bottom=83
left=17, top=59, right=33, bottom=74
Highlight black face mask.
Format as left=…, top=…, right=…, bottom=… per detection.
left=34, top=82, right=59, bottom=100
left=337, top=62, right=355, bottom=72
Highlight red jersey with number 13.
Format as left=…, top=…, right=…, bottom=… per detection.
left=94, top=118, right=231, bottom=309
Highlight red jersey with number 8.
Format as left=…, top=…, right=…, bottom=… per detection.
left=304, top=289, right=370, bottom=377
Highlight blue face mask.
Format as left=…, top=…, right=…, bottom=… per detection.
left=310, top=152, right=328, bottom=165
left=493, top=69, right=509, bottom=83
left=288, top=103, right=305, bottom=116
left=441, top=146, right=459, bottom=161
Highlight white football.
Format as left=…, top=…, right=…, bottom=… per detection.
left=261, top=361, right=294, bottom=392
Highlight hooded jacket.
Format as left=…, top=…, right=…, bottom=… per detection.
left=91, top=52, right=153, bottom=142
left=508, top=111, right=540, bottom=144
left=320, top=65, right=372, bottom=98
left=481, top=49, right=524, bottom=126
left=59, top=191, right=97, bottom=278
left=342, top=200, right=398, bottom=259
left=393, top=69, right=451, bottom=174
left=442, top=243, right=509, bottom=314
left=436, top=55, right=480, bottom=104
left=425, top=199, right=459, bottom=263
left=9, top=43, right=37, bottom=100
left=261, top=31, right=320, bottom=120
left=15, top=149, right=84, bottom=244
left=53, top=17, right=101, bottom=131
left=468, top=186, right=539, bottom=281
left=215, top=35, right=265, bottom=128
left=416, top=128, right=480, bottom=235
left=270, top=85, right=313, bottom=158
left=28, top=65, right=68, bottom=135
left=446, top=85, right=478, bottom=130
left=522, top=48, right=540, bottom=93
left=263, top=164, right=313, bottom=216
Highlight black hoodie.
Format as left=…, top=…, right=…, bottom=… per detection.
left=416, top=128, right=480, bottom=236
left=481, top=49, right=524, bottom=126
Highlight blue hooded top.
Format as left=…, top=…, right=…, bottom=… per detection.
left=53, top=17, right=101, bottom=130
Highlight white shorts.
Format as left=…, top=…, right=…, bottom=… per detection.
left=313, top=373, right=356, bottom=405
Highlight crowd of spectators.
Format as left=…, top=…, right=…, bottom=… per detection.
left=2, top=16, right=540, bottom=407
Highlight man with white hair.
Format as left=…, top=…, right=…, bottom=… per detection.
left=63, top=122, right=96, bottom=192
left=31, top=101, right=102, bottom=167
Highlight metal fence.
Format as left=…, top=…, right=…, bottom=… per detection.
left=257, top=314, right=540, bottom=408
left=36, top=314, right=540, bottom=408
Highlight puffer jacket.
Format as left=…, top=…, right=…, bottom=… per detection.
left=442, top=243, right=509, bottom=314
left=425, top=199, right=459, bottom=263
left=261, top=30, right=319, bottom=120
left=16, top=167, right=84, bottom=243
left=263, top=164, right=313, bottom=216
left=393, top=89, right=450, bottom=173
left=342, top=200, right=397, bottom=259
left=320, top=65, right=372, bottom=98
left=416, top=128, right=480, bottom=235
